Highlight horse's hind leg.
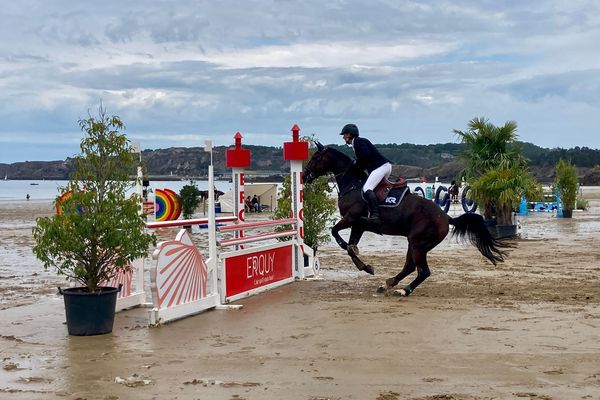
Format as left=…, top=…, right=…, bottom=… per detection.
left=384, top=247, right=415, bottom=290
left=397, top=248, right=430, bottom=296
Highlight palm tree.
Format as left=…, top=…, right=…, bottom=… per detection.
left=454, top=117, right=525, bottom=178
left=455, top=117, right=541, bottom=225
left=470, top=166, right=541, bottom=225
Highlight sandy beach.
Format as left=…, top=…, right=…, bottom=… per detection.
left=1, top=190, right=600, bottom=400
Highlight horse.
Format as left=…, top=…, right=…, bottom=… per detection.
left=303, top=143, right=510, bottom=296
left=199, top=189, right=224, bottom=202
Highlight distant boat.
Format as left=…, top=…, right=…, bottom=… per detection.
left=30, top=183, right=39, bottom=186
left=3, top=175, right=6, bottom=181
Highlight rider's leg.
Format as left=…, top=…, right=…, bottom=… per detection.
left=363, top=190, right=380, bottom=222
left=362, top=163, right=392, bottom=223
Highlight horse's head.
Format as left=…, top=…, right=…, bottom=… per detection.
left=304, top=142, right=331, bottom=184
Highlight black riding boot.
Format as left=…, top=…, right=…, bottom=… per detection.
left=362, top=190, right=380, bottom=224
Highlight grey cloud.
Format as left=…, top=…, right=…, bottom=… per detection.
left=2, top=0, right=600, bottom=162
left=496, top=69, right=600, bottom=104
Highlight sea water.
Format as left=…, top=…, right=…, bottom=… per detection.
left=0, top=180, right=233, bottom=202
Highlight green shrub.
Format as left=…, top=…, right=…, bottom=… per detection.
left=554, top=159, right=578, bottom=211
left=575, top=195, right=588, bottom=211
left=273, top=174, right=337, bottom=252
left=179, top=181, right=201, bottom=219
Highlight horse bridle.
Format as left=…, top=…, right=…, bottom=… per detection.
left=305, top=149, right=357, bottom=199
left=303, top=149, right=326, bottom=184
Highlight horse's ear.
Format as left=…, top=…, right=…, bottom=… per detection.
left=316, top=141, right=324, bottom=151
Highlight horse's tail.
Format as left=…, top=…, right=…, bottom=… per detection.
left=449, top=213, right=511, bottom=265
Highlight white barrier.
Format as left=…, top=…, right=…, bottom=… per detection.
left=145, top=216, right=302, bottom=324
left=149, top=228, right=219, bottom=325
left=113, top=127, right=318, bottom=325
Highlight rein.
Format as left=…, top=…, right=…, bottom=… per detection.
left=332, top=163, right=362, bottom=199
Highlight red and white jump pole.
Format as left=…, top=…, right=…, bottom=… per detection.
left=283, top=124, right=318, bottom=278
left=225, top=132, right=251, bottom=248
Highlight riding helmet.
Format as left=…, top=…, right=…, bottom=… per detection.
left=339, top=123, right=359, bottom=137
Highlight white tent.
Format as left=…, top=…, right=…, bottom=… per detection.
left=219, top=183, right=279, bottom=213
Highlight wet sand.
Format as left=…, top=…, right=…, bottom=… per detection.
left=1, top=191, right=600, bottom=400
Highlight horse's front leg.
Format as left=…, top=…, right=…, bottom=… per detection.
left=332, top=216, right=374, bottom=275
left=336, top=223, right=374, bottom=275
left=331, top=215, right=354, bottom=250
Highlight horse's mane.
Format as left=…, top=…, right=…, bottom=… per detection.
left=323, top=146, right=367, bottom=181
left=324, top=146, right=352, bottom=165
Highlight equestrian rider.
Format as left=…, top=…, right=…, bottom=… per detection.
left=340, top=123, right=392, bottom=224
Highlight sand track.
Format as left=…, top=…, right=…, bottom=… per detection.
left=1, top=194, right=599, bottom=399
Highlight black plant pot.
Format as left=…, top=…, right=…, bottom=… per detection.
left=562, top=209, right=573, bottom=218
left=484, top=218, right=497, bottom=237
left=495, top=224, right=517, bottom=239
left=60, top=286, right=120, bottom=336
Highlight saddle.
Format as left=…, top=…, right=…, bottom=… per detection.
left=374, top=177, right=407, bottom=203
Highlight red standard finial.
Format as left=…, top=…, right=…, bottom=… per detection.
left=283, top=124, right=308, bottom=161
left=234, top=132, right=243, bottom=149
left=226, top=131, right=251, bottom=168
left=291, top=124, right=300, bottom=142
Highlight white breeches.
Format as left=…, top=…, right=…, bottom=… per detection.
left=362, top=162, right=392, bottom=192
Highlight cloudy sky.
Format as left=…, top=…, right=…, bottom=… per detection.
left=1, top=1, right=599, bottom=163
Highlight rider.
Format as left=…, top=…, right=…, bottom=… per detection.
left=340, top=123, right=392, bottom=224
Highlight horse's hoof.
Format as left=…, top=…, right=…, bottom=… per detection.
left=393, top=288, right=413, bottom=297
left=363, top=265, right=375, bottom=275
left=376, top=286, right=386, bottom=293
left=348, top=244, right=359, bottom=256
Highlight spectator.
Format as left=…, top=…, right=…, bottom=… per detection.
left=245, top=196, right=253, bottom=212
left=251, top=195, right=260, bottom=212
left=449, top=180, right=459, bottom=204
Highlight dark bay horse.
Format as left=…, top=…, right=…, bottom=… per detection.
left=199, top=189, right=224, bottom=202
left=303, top=143, right=509, bottom=296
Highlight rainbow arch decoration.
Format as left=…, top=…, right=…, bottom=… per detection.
left=55, top=190, right=85, bottom=216
left=155, top=188, right=182, bottom=221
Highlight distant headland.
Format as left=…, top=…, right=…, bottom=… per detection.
left=2, top=142, right=600, bottom=185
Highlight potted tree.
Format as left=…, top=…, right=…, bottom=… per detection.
left=32, top=106, right=155, bottom=336
left=455, top=117, right=541, bottom=238
left=470, top=166, right=541, bottom=237
left=179, top=181, right=201, bottom=230
left=554, top=159, right=578, bottom=218
left=179, top=181, right=202, bottom=220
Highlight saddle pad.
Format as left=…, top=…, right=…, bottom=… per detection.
left=380, top=186, right=410, bottom=208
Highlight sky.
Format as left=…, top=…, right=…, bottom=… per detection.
left=1, top=0, right=600, bottom=163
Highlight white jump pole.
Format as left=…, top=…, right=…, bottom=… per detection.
left=205, top=140, right=219, bottom=299
left=283, top=124, right=315, bottom=278
left=112, top=143, right=149, bottom=311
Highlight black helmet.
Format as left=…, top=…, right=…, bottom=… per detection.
left=339, top=123, right=359, bottom=137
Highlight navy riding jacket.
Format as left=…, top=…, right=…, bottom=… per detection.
left=352, top=137, right=390, bottom=173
